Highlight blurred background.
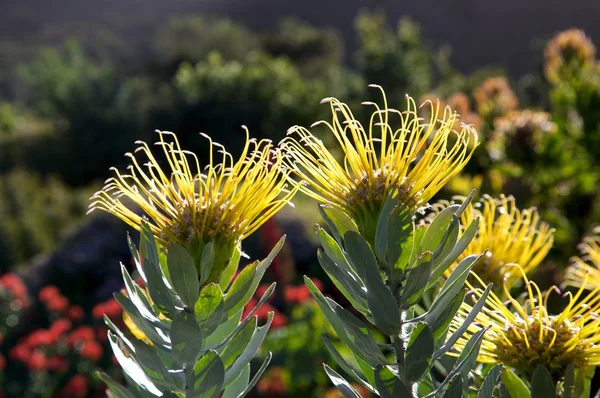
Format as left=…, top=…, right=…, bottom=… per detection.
left=1, top=1, right=600, bottom=396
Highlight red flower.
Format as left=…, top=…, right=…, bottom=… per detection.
left=284, top=285, right=311, bottom=304
left=59, top=374, right=88, bottom=398
left=79, top=341, right=103, bottom=362
left=103, top=299, right=122, bottom=319
left=0, top=273, right=28, bottom=299
left=46, top=295, right=70, bottom=313
left=9, top=344, right=30, bottom=362
left=91, top=303, right=105, bottom=319
left=50, top=318, right=72, bottom=338
left=27, top=352, right=47, bottom=370
left=271, top=311, right=288, bottom=329
left=0, top=354, right=5, bottom=371
left=67, top=306, right=85, bottom=321
left=67, top=326, right=95, bottom=347
left=39, top=285, right=60, bottom=303
left=95, top=326, right=108, bottom=343
left=47, top=355, right=68, bottom=372
left=26, top=330, right=55, bottom=347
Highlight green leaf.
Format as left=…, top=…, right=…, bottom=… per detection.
left=435, top=284, right=492, bottom=359
left=237, top=353, right=272, bottom=397
left=501, top=368, right=531, bottom=398
left=374, top=366, right=412, bottom=398
left=319, top=205, right=359, bottom=245
left=531, top=366, right=556, bottom=398
left=562, top=363, right=575, bottom=398
left=443, top=375, right=463, bottom=398
left=167, top=244, right=200, bottom=309
left=574, top=366, right=594, bottom=398
left=140, top=221, right=160, bottom=272
left=189, top=350, right=225, bottom=398
left=195, top=283, right=225, bottom=337
left=316, top=226, right=360, bottom=277
left=324, top=365, right=363, bottom=398
left=405, top=323, right=434, bottom=382
left=223, top=312, right=273, bottom=386
left=420, top=205, right=459, bottom=254
left=430, top=254, right=478, bottom=309
left=425, top=327, right=488, bottom=398
left=428, top=218, right=479, bottom=288
left=418, top=372, right=435, bottom=396
left=223, top=236, right=284, bottom=316
left=200, top=241, right=216, bottom=285
left=478, top=364, right=502, bottom=398
left=222, top=364, right=250, bottom=398
left=170, top=312, right=203, bottom=366
left=352, top=353, right=377, bottom=392
left=317, top=250, right=369, bottom=313
left=107, top=332, right=162, bottom=396
left=120, top=263, right=160, bottom=324
left=219, top=317, right=257, bottom=369
left=321, top=335, right=376, bottom=393
left=305, top=276, right=387, bottom=367
left=374, top=196, right=412, bottom=269
left=96, top=371, right=135, bottom=398
left=113, top=292, right=167, bottom=346
left=424, top=290, right=466, bottom=340
left=130, top=338, right=175, bottom=390
left=400, top=252, right=432, bottom=307
left=203, top=309, right=242, bottom=351
left=218, top=244, right=242, bottom=291
left=344, top=231, right=401, bottom=335
left=142, top=258, right=177, bottom=315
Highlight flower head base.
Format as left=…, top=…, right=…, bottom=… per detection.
left=449, top=267, right=600, bottom=381
left=545, top=29, right=596, bottom=83
left=89, top=130, right=296, bottom=282
left=564, top=229, right=600, bottom=290
left=429, top=195, right=554, bottom=289
left=473, top=77, right=519, bottom=120
left=281, top=85, right=478, bottom=241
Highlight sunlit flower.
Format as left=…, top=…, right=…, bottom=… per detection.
left=473, top=77, right=519, bottom=119
left=281, top=85, right=478, bottom=241
left=564, top=228, right=600, bottom=290
left=545, top=29, right=596, bottom=83
left=89, top=130, right=296, bottom=282
left=429, top=195, right=554, bottom=289
left=449, top=267, right=600, bottom=380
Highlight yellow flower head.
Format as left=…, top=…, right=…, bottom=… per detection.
left=564, top=228, right=600, bottom=290
left=449, top=266, right=600, bottom=380
left=281, top=85, right=478, bottom=241
left=429, top=195, right=554, bottom=289
left=545, top=28, right=596, bottom=83
left=88, top=130, right=296, bottom=281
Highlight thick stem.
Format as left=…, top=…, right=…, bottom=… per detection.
left=392, top=333, right=405, bottom=381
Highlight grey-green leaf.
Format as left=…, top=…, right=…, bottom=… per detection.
left=477, top=364, right=502, bottom=398
left=501, top=368, right=531, bottom=398
left=443, top=375, right=463, bottom=398
left=344, top=231, right=401, bottom=335
left=200, top=241, right=216, bottom=285
left=531, top=366, right=556, bottom=398
left=219, top=317, right=257, bottom=369
left=97, top=371, right=136, bottom=398
left=405, top=323, right=434, bottom=382
left=167, top=243, right=199, bottom=309
left=170, top=312, right=203, bottom=365
left=189, top=350, right=225, bottom=398
left=374, top=366, right=412, bottom=398
left=324, top=365, right=363, bottom=398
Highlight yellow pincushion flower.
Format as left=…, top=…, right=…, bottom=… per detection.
left=545, top=28, right=596, bottom=83
left=281, top=85, right=478, bottom=241
left=564, top=228, right=600, bottom=290
left=430, top=195, right=554, bottom=289
left=88, top=130, right=296, bottom=282
left=449, top=267, right=600, bottom=380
